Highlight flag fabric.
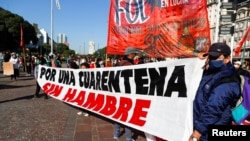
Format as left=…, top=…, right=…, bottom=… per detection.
left=234, top=26, right=250, bottom=57
left=20, top=24, right=24, bottom=48
left=55, top=0, right=61, bottom=10
left=106, top=0, right=211, bottom=58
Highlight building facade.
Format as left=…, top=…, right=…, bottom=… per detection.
left=207, top=0, right=250, bottom=69
left=57, top=33, right=67, bottom=44
left=88, top=41, right=96, bottom=54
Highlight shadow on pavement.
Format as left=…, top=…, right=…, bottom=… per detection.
left=0, top=84, right=34, bottom=89
left=0, top=94, right=34, bottom=104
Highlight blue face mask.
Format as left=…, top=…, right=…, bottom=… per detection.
left=208, top=60, right=224, bottom=71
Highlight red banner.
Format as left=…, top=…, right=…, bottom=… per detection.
left=106, top=0, right=211, bottom=58
left=234, top=26, right=250, bottom=57
left=20, top=24, right=24, bottom=48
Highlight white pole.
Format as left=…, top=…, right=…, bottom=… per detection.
left=230, top=34, right=234, bottom=62
left=84, top=42, right=85, bottom=55
left=215, top=0, right=221, bottom=42
left=50, top=0, right=53, bottom=55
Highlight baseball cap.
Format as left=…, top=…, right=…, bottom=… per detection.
left=124, top=47, right=141, bottom=55
left=203, top=42, right=231, bottom=57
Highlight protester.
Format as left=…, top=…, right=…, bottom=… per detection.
left=105, top=57, right=112, bottom=67
left=18, top=56, right=23, bottom=72
left=56, top=53, right=62, bottom=67
left=9, top=52, right=19, bottom=80
left=66, top=55, right=72, bottom=68
left=33, top=54, right=48, bottom=99
left=69, top=57, right=79, bottom=69
left=0, top=51, right=4, bottom=70
left=89, top=57, right=96, bottom=68
left=46, top=54, right=52, bottom=67
left=76, top=62, right=90, bottom=117
left=234, top=61, right=250, bottom=77
left=4, top=51, right=11, bottom=62
left=95, top=57, right=104, bottom=68
left=51, top=54, right=61, bottom=68
left=113, top=47, right=142, bottom=141
left=189, top=43, right=241, bottom=141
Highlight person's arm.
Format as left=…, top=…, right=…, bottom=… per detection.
left=188, top=130, right=201, bottom=141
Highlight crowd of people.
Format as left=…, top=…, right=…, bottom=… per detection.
left=1, top=42, right=250, bottom=141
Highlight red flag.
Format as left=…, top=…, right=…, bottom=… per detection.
left=106, top=0, right=211, bottom=58
left=20, top=24, right=24, bottom=48
left=234, top=26, right=250, bottom=57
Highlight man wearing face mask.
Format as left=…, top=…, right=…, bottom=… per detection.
left=189, top=43, right=241, bottom=141
left=9, top=52, right=19, bottom=80
left=234, top=61, right=250, bottom=78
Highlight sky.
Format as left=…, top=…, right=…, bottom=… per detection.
left=0, top=0, right=110, bottom=54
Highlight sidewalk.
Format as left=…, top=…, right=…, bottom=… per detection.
left=0, top=68, right=147, bottom=141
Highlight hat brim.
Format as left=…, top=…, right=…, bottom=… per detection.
left=202, top=52, right=221, bottom=57
left=125, top=50, right=142, bottom=55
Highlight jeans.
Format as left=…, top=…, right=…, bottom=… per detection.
left=114, top=123, right=133, bottom=141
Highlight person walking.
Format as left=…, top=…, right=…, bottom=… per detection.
left=77, top=62, right=90, bottom=117
left=234, top=61, right=250, bottom=77
left=9, top=52, right=19, bottom=80
left=113, top=47, right=142, bottom=141
left=189, top=42, right=241, bottom=141
left=33, top=54, right=48, bottom=99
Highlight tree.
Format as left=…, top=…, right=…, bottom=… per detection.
left=93, top=47, right=106, bottom=58
left=0, top=8, right=37, bottom=52
left=55, top=43, right=69, bottom=54
left=63, top=49, right=76, bottom=60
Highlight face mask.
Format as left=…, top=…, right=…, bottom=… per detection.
left=99, top=61, right=103, bottom=65
left=234, top=64, right=240, bottom=69
left=208, top=60, right=224, bottom=71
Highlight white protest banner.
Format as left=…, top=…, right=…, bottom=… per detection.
left=37, top=58, right=205, bottom=141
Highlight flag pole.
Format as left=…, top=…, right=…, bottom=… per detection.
left=22, top=47, right=27, bottom=73
left=20, top=23, right=27, bottom=73
left=50, top=0, right=54, bottom=55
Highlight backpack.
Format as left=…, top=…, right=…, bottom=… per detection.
left=214, top=74, right=250, bottom=125
left=231, top=75, right=250, bottom=124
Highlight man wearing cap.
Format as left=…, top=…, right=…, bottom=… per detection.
left=189, top=42, right=241, bottom=141
left=118, top=47, right=142, bottom=66
left=234, top=61, right=250, bottom=77
left=113, top=47, right=141, bottom=141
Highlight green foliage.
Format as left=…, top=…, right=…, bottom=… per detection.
left=93, top=47, right=106, bottom=59
left=63, top=49, right=75, bottom=59
left=55, top=43, right=69, bottom=54
left=40, top=43, right=52, bottom=55
left=0, top=8, right=37, bottom=52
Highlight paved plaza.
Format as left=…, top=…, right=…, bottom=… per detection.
left=0, top=68, right=146, bottom=141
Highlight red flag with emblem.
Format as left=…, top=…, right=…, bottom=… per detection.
left=106, top=0, right=211, bottom=58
